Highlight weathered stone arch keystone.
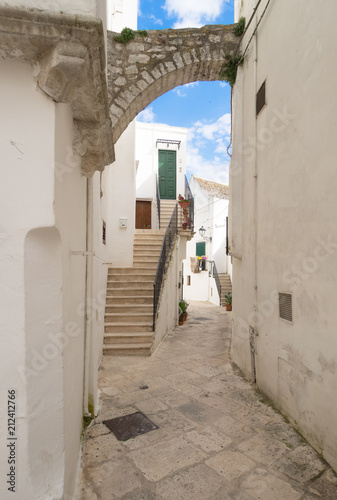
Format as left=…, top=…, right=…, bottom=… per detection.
left=108, top=24, right=239, bottom=144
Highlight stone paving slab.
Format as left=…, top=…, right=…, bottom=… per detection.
left=77, top=301, right=337, bottom=500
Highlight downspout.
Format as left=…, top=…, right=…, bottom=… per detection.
left=83, top=178, right=92, bottom=417
left=252, top=14, right=259, bottom=382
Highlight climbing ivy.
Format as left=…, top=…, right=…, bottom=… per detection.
left=233, top=17, right=246, bottom=37
left=138, top=29, right=148, bottom=38
left=114, top=27, right=135, bottom=43
left=219, top=53, right=244, bottom=87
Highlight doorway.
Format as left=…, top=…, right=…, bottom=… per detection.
left=136, top=200, right=152, bottom=229
left=158, top=150, right=176, bottom=199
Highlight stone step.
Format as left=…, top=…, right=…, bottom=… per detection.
left=105, top=304, right=153, bottom=314
left=104, top=332, right=153, bottom=344
left=133, top=255, right=158, bottom=268
left=134, top=229, right=164, bottom=235
left=107, top=281, right=153, bottom=289
left=133, top=249, right=162, bottom=256
left=105, top=313, right=153, bottom=323
left=108, top=268, right=155, bottom=276
left=106, top=296, right=153, bottom=305
left=107, top=274, right=155, bottom=282
left=106, top=288, right=153, bottom=297
left=105, top=322, right=153, bottom=333
left=103, top=343, right=152, bottom=356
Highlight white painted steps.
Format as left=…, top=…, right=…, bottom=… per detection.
left=103, top=229, right=167, bottom=356
left=219, top=273, right=232, bottom=305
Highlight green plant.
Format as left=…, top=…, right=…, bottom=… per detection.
left=114, top=27, right=135, bottom=44
left=224, top=291, right=232, bottom=305
left=179, top=300, right=189, bottom=314
left=138, top=29, right=148, bottom=37
left=233, top=17, right=246, bottom=37
left=219, top=53, right=244, bottom=87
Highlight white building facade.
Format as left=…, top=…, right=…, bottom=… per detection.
left=183, top=176, right=230, bottom=305
left=135, top=122, right=188, bottom=229
left=230, top=0, right=337, bottom=473
left=0, top=1, right=138, bottom=498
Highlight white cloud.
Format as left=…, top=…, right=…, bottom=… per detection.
left=137, top=106, right=156, bottom=122
left=186, top=113, right=231, bottom=184
left=191, top=113, right=231, bottom=141
left=186, top=145, right=229, bottom=184
left=172, top=82, right=199, bottom=97
left=163, top=0, right=229, bottom=28
left=149, top=14, right=163, bottom=25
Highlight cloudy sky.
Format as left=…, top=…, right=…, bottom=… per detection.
left=136, top=0, right=234, bottom=184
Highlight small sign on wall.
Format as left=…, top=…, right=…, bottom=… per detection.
left=120, top=217, right=127, bottom=228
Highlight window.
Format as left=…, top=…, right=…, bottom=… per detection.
left=256, top=80, right=266, bottom=116
left=196, top=241, right=206, bottom=271
left=187, top=275, right=191, bottom=286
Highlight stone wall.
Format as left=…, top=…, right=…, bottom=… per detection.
left=108, top=25, right=239, bottom=143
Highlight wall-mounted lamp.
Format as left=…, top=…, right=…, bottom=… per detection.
left=199, top=226, right=212, bottom=242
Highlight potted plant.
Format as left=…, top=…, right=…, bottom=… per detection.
left=179, top=300, right=189, bottom=321
left=178, top=194, right=191, bottom=209
left=224, top=291, right=232, bottom=311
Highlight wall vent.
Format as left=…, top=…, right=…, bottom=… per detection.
left=256, top=80, right=266, bottom=116
left=279, top=292, right=292, bottom=322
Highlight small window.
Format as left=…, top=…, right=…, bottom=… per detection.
left=187, top=275, right=191, bottom=286
left=196, top=241, right=206, bottom=271
left=279, top=292, right=292, bottom=322
left=256, top=81, right=266, bottom=116
left=102, top=220, right=106, bottom=245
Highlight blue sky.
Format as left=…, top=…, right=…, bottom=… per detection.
left=136, top=0, right=234, bottom=185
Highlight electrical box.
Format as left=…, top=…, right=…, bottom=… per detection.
left=119, top=217, right=127, bottom=228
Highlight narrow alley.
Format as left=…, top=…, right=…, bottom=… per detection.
left=78, top=302, right=337, bottom=500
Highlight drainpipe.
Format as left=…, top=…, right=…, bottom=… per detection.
left=251, top=14, right=259, bottom=382
left=176, top=234, right=180, bottom=324
left=83, top=178, right=93, bottom=417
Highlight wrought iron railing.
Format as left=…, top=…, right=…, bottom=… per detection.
left=153, top=203, right=178, bottom=330
left=209, top=260, right=222, bottom=305
left=184, top=175, right=194, bottom=230
left=156, top=175, right=161, bottom=229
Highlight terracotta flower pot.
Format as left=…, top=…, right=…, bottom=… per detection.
left=179, top=200, right=190, bottom=209
left=225, top=304, right=232, bottom=311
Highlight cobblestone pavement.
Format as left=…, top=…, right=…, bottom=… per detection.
left=77, top=301, right=337, bottom=500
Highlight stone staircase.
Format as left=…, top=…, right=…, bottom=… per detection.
left=103, top=229, right=165, bottom=356
left=219, top=273, right=232, bottom=305
left=160, top=199, right=178, bottom=229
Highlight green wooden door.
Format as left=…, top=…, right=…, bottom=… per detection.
left=158, top=150, right=176, bottom=199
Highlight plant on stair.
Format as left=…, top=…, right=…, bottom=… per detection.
left=179, top=300, right=189, bottom=321
left=224, top=291, right=232, bottom=311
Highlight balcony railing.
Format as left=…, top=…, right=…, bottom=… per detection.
left=209, top=260, right=222, bottom=305
left=183, top=175, right=194, bottom=230
left=153, top=203, right=178, bottom=330
left=156, top=175, right=161, bottom=229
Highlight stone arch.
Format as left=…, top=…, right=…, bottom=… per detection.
left=107, top=24, right=239, bottom=143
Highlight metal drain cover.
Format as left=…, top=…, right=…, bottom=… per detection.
left=103, top=411, right=159, bottom=441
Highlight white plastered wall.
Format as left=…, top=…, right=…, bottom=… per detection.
left=183, top=177, right=228, bottom=304
left=0, top=0, right=105, bottom=18
left=135, top=122, right=188, bottom=210
left=0, top=59, right=81, bottom=499
left=231, top=0, right=337, bottom=472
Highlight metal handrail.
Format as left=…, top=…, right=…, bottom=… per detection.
left=153, top=203, right=178, bottom=330
left=184, top=175, right=194, bottom=230
left=210, top=260, right=222, bottom=306
left=156, top=175, right=161, bottom=229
